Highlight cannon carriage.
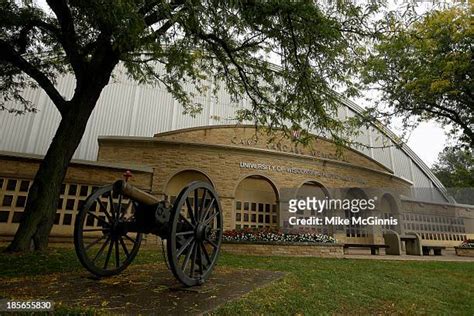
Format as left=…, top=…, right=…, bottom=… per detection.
left=73, top=175, right=223, bottom=287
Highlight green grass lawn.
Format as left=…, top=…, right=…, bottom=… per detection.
left=1, top=247, right=473, bottom=315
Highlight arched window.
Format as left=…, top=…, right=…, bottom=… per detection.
left=234, top=175, right=278, bottom=229
left=165, top=170, right=213, bottom=203
left=295, top=181, right=330, bottom=234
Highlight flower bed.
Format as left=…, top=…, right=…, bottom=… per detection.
left=455, top=240, right=474, bottom=257
left=223, top=228, right=336, bottom=244
left=458, top=239, right=474, bottom=248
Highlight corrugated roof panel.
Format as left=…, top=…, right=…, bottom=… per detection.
left=0, top=69, right=449, bottom=202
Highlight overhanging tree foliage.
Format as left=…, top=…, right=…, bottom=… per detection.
left=361, top=5, right=474, bottom=147
left=1, top=0, right=379, bottom=252
left=432, top=146, right=474, bottom=204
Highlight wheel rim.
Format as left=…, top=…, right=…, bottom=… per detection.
left=167, top=181, right=223, bottom=286
left=74, top=185, right=142, bottom=276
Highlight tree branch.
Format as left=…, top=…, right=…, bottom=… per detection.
left=0, top=40, right=67, bottom=116
left=16, top=20, right=60, bottom=54
left=45, top=0, right=85, bottom=79
left=143, top=0, right=186, bottom=26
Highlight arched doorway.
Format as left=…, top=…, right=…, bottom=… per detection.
left=344, top=188, right=370, bottom=242
left=296, top=181, right=331, bottom=234
left=165, top=170, right=213, bottom=203
left=380, top=193, right=400, bottom=234
left=234, top=175, right=279, bottom=229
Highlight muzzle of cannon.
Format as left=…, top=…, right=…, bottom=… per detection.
left=73, top=176, right=223, bottom=287
left=112, top=180, right=160, bottom=206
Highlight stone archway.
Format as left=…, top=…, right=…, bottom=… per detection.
left=164, top=170, right=213, bottom=203
left=342, top=188, right=371, bottom=243
left=380, top=193, right=401, bottom=234
left=295, top=181, right=331, bottom=235
left=233, top=175, right=279, bottom=230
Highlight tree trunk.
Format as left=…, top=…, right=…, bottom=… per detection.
left=5, top=102, right=96, bottom=252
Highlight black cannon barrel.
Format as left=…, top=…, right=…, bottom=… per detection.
left=113, top=180, right=160, bottom=206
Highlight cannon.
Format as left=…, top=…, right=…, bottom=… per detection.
left=73, top=176, right=223, bottom=287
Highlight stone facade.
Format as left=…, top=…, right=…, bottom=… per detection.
left=96, top=126, right=414, bottom=244
left=0, top=151, right=153, bottom=239
left=221, top=242, right=344, bottom=258
left=0, top=126, right=472, bottom=251
left=455, top=247, right=474, bottom=257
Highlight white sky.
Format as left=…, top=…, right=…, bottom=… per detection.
left=404, top=122, right=448, bottom=167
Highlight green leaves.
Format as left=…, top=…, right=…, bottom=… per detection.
left=362, top=5, right=473, bottom=147
left=1, top=0, right=384, bottom=145
left=432, top=146, right=474, bottom=204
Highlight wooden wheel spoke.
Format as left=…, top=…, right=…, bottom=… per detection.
left=201, top=198, right=215, bottom=224
left=123, top=234, right=138, bottom=244
left=181, top=240, right=195, bottom=272
left=108, top=194, right=116, bottom=220
left=114, top=239, right=120, bottom=268
left=177, top=236, right=194, bottom=257
left=199, top=189, right=207, bottom=222
left=197, top=242, right=204, bottom=275
left=117, top=193, right=123, bottom=220
left=82, top=228, right=109, bottom=232
left=194, top=189, right=199, bottom=222
left=179, top=213, right=195, bottom=229
left=119, top=237, right=130, bottom=258
left=97, top=198, right=113, bottom=223
left=86, top=211, right=110, bottom=227
left=205, top=237, right=218, bottom=249
left=203, top=209, right=218, bottom=226
left=93, top=236, right=110, bottom=263
left=176, top=230, right=194, bottom=236
left=200, top=241, right=211, bottom=266
left=103, top=238, right=114, bottom=269
left=185, top=198, right=196, bottom=225
left=85, top=235, right=106, bottom=251
left=190, top=241, right=198, bottom=278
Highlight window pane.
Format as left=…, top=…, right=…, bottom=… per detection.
left=19, top=181, right=30, bottom=192
left=62, top=213, right=72, bottom=225
left=2, top=195, right=13, bottom=207
left=0, top=211, right=9, bottom=223
left=54, top=213, right=60, bottom=225
left=12, top=212, right=23, bottom=223
left=15, top=196, right=26, bottom=208
left=6, top=180, right=17, bottom=191
left=79, top=185, right=89, bottom=197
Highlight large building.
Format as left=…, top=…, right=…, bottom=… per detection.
left=0, top=66, right=472, bottom=250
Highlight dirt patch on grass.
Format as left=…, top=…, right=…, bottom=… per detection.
left=0, top=263, right=285, bottom=315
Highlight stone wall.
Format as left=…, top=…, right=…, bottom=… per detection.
left=400, top=199, right=474, bottom=247
left=455, top=247, right=474, bottom=257
left=152, top=125, right=390, bottom=173
left=0, top=151, right=153, bottom=239
left=221, top=242, right=344, bottom=258
left=97, top=130, right=413, bottom=231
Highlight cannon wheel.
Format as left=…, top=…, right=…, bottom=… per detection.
left=74, top=185, right=142, bottom=277
left=167, top=181, right=223, bottom=286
